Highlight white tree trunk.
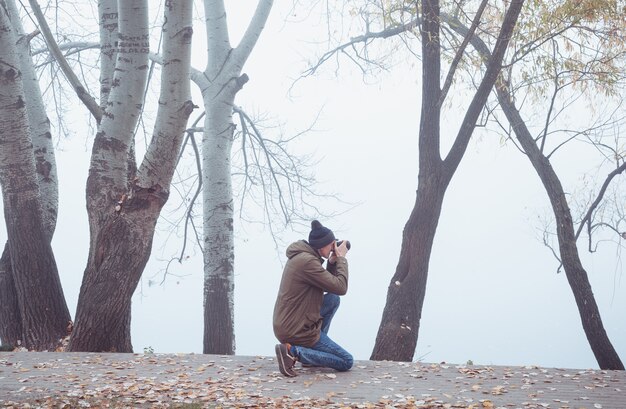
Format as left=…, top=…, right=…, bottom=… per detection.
left=98, top=0, right=118, bottom=109
left=138, top=0, right=194, bottom=189
left=5, top=0, right=58, bottom=235
left=87, top=0, right=149, bottom=204
left=202, top=84, right=237, bottom=354
left=71, top=0, right=149, bottom=352
left=200, top=0, right=273, bottom=355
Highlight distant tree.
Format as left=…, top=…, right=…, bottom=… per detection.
left=0, top=0, right=70, bottom=350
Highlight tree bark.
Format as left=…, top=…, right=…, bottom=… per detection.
left=203, top=98, right=236, bottom=354
left=69, top=207, right=162, bottom=352
left=98, top=0, right=118, bottom=110
left=0, top=244, right=20, bottom=346
left=371, top=0, right=525, bottom=361
left=69, top=0, right=193, bottom=352
left=200, top=0, right=272, bottom=355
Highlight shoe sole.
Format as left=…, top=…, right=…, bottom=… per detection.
left=275, top=344, right=296, bottom=377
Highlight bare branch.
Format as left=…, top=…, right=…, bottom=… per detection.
left=300, top=18, right=420, bottom=80
left=32, top=41, right=99, bottom=57
left=179, top=123, right=204, bottom=261
left=27, top=0, right=102, bottom=122
left=576, top=162, right=626, bottom=241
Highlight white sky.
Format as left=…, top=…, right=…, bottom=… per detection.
left=2, top=1, right=625, bottom=370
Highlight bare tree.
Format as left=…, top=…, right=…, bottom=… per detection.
left=194, top=0, right=274, bottom=355
left=0, top=0, right=70, bottom=350
left=442, top=8, right=625, bottom=369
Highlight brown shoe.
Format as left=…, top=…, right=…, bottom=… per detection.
left=275, top=343, right=297, bottom=377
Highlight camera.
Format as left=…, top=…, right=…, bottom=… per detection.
left=336, top=240, right=351, bottom=250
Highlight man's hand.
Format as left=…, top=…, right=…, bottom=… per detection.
left=334, top=240, right=349, bottom=258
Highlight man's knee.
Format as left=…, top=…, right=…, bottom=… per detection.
left=337, top=354, right=353, bottom=372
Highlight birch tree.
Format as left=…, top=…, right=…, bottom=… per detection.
left=68, top=0, right=194, bottom=352
left=0, top=0, right=70, bottom=350
left=194, top=0, right=273, bottom=355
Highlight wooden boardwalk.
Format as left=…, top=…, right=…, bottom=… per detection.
left=1, top=352, right=624, bottom=408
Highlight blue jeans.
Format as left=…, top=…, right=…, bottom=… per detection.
left=291, top=293, right=353, bottom=372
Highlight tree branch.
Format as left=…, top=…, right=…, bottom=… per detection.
left=576, top=161, right=626, bottom=240
left=27, top=0, right=102, bottom=123
left=443, top=0, right=525, bottom=176
left=179, top=122, right=204, bottom=261
left=300, top=18, right=420, bottom=79
left=439, top=0, right=489, bottom=107
left=233, top=0, right=274, bottom=67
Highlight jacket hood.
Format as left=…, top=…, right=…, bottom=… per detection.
left=286, top=240, right=321, bottom=260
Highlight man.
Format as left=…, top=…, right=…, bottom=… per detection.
left=273, top=220, right=353, bottom=377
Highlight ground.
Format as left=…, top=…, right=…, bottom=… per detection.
left=0, top=352, right=624, bottom=408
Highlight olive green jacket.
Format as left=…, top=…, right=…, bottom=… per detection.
left=272, top=240, right=349, bottom=347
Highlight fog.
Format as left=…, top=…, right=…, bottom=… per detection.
left=3, top=1, right=625, bottom=370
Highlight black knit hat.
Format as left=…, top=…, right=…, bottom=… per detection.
left=308, top=220, right=335, bottom=249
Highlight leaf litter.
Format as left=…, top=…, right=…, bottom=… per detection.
left=0, top=353, right=623, bottom=408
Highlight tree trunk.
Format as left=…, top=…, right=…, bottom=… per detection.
left=203, top=100, right=236, bottom=354
left=2, top=197, right=71, bottom=349
left=496, top=89, right=625, bottom=370
left=0, top=0, right=62, bottom=348
left=98, top=0, right=118, bottom=109
left=68, top=205, right=161, bottom=352
left=371, top=0, right=524, bottom=361
left=371, top=176, right=447, bottom=359
left=0, top=244, right=20, bottom=346
left=69, top=0, right=193, bottom=352
left=0, top=4, right=70, bottom=350
left=68, top=0, right=149, bottom=352
left=200, top=0, right=272, bottom=355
